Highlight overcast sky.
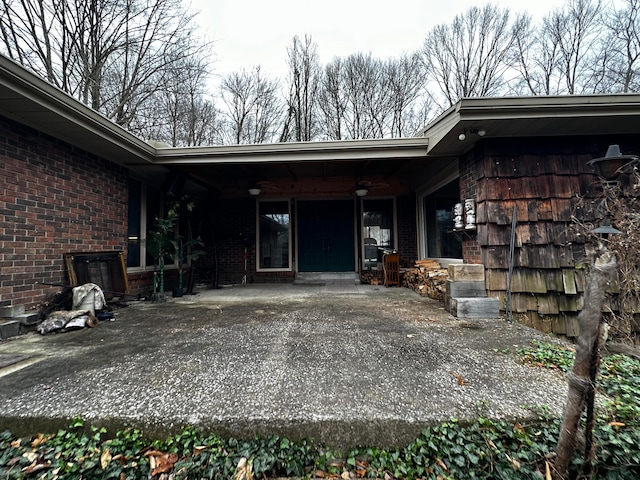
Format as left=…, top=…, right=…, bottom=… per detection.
left=188, top=0, right=617, bottom=80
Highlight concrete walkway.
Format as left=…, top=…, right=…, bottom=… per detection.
left=0, top=283, right=569, bottom=449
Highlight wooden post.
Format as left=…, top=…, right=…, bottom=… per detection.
left=554, top=246, right=617, bottom=479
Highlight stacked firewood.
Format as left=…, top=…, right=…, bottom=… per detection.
left=402, top=259, right=448, bottom=301
left=360, top=270, right=381, bottom=285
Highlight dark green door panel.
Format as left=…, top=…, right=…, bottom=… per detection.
left=297, top=200, right=355, bottom=272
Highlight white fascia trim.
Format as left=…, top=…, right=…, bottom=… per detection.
left=0, top=55, right=155, bottom=163
left=153, top=137, right=430, bottom=165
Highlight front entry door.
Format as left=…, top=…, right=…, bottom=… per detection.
left=297, top=200, right=355, bottom=272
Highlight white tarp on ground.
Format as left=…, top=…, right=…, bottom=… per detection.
left=37, top=283, right=106, bottom=334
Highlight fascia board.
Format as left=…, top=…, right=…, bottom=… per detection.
left=0, top=55, right=155, bottom=164
left=456, top=94, right=640, bottom=120
left=153, top=137, right=430, bottom=164
left=422, top=94, right=640, bottom=154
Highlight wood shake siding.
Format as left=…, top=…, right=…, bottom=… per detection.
left=468, top=138, right=634, bottom=337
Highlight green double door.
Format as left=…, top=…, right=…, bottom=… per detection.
left=297, top=200, right=355, bottom=272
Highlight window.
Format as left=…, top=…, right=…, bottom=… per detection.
left=422, top=178, right=462, bottom=258
left=127, top=179, right=142, bottom=268
left=362, top=198, right=395, bottom=269
left=126, top=178, right=162, bottom=270
left=258, top=200, right=291, bottom=270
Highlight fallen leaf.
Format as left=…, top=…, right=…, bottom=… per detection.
left=505, top=453, right=520, bottom=470
left=22, top=451, right=38, bottom=463
left=100, top=448, right=112, bottom=469
left=10, top=439, right=21, bottom=448
left=435, top=457, right=449, bottom=471
left=609, top=421, right=625, bottom=428
left=314, top=469, right=327, bottom=477
left=234, top=456, right=253, bottom=480
left=355, top=460, right=368, bottom=477
left=513, top=421, right=525, bottom=434
left=450, top=371, right=466, bottom=386
left=144, top=450, right=178, bottom=476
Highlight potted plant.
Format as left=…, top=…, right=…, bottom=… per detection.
left=148, top=196, right=205, bottom=300
left=147, top=210, right=178, bottom=302
left=170, top=233, right=205, bottom=297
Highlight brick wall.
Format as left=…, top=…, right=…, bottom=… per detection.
left=197, top=197, right=259, bottom=286
left=0, top=115, right=128, bottom=310
left=460, top=146, right=482, bottom=264
left=396, top=194, right=417, bottom=267
left=195, top=195, right=418, bottom=284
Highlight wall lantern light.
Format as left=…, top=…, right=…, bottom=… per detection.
left=587, top=144, right=639, bottom=181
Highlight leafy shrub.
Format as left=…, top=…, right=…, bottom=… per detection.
left=1, top=344, right=639, bottom=479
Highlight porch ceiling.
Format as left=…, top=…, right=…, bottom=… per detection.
left=151, top=138, right=432, bottom=198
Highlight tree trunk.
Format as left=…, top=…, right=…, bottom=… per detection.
left=554, top=247, right=617, bottom=479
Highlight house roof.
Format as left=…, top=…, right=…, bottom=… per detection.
left=422, top=94, right=640, bottom=156
left=2, top=53, right=640, bottom=197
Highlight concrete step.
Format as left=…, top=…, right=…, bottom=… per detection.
left=14, top=312, right=39, bottom=326
left=450, top=297, right=500, bottom=319
left=446, top=280, right=487, bottom=298
left=447, top=264, right=485, bottom=282
left=0, top=321, right=21, bottom=340
left=0, top=305, right=25, bottom=317
left=294, top=272, right=360, bottom=285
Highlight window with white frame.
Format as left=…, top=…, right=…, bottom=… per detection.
left=257, top=200, right=291, bottom=270
left=127, top=178, right=163, bottom=270
left=362, top=198, right=395, bottom=269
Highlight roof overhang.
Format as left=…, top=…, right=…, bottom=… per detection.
left=423, top=94, right=640, bottom=156
left=0, top=55, right=158, bottom=176
left=153, top=137, right=432, bottom=197
left=4, top=52, right=640, bottom=198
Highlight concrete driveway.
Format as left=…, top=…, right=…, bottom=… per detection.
left=0, top=283, right=569, bottom=449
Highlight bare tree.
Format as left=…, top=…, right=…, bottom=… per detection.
left=317, top=52, right=427, bottom=140
left=421, top=4, right=518, bottom=109
left=511, top=13, right=564, bottom=95
left=342, top=52, right=387, bottom=138
left=316, top=58, right=345, bottom=140
left=0, top=0, right=210, bottom=130
left=135, top=55, right=222, bottom=146
left=220, top=66, right=283, bottom=144
left=604, top=0, right=640, bottom=92
left=544, top=0, right=606, bottom=94
left=282, top=34, right=321, bottom=142
left=385, top=52, right=428, bottom=137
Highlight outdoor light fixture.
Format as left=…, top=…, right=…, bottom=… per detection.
left=592, top=220, right=622, bottom=237
left=458, top=129, right=486, bottom=141
left=248, top=188, right=261, bottom=196
left=588, top=144, right=639, bottom=181
left=355, top=188, right=369, bottom=197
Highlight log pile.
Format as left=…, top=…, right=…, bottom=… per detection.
left=402, top=259, right=448, bottom=301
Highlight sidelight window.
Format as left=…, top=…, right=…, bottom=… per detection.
left=258, top=200, right=291, bottom=270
